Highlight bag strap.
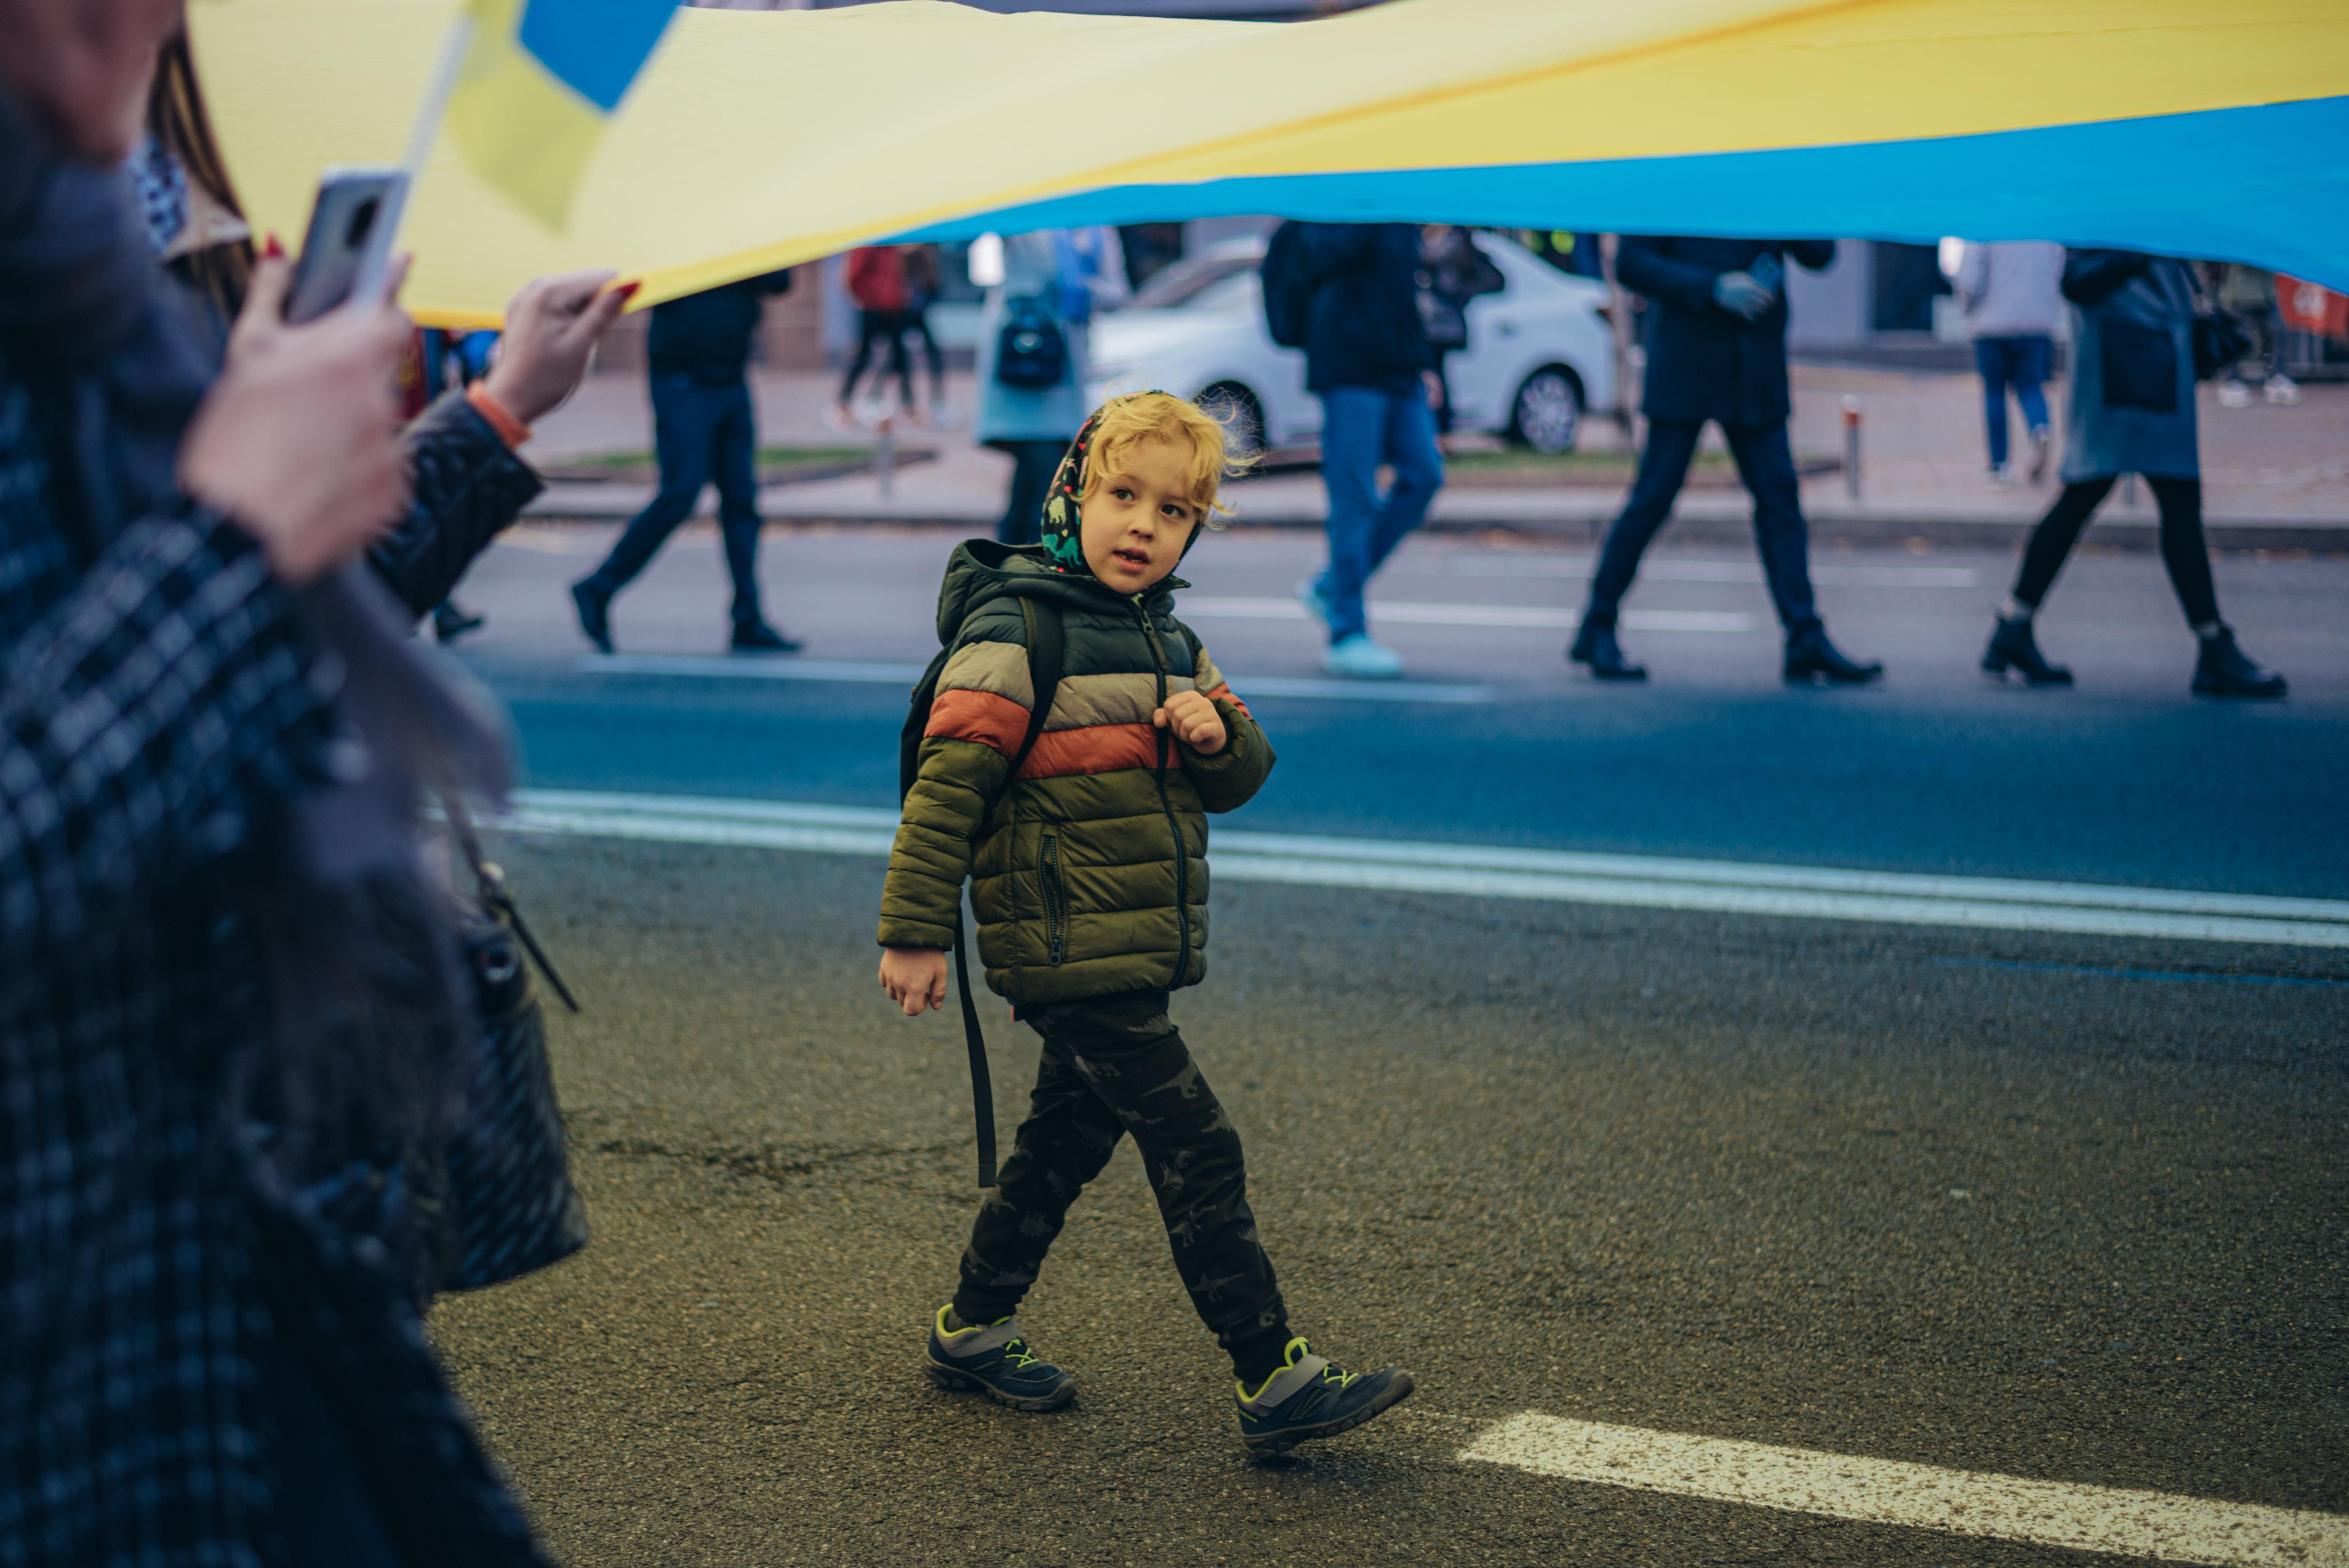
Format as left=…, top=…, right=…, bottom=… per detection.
left=438, top=789, right=580, bottom=1015
left=917, top=595, right=1063, bottom=1189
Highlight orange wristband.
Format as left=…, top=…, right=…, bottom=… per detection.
left=465, top=382, right=531, bottom=449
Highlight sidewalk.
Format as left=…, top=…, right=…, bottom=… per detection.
left=520, top=364, right=2349, bottom=551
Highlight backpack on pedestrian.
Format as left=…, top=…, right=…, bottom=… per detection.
left=898, top=594, right=1064, bottom=1189
left=994, top=294, right=1068, bottom=388
left=847, top=246, right=908, bottom=314
left=1259, top=220, right=1312, bottom=349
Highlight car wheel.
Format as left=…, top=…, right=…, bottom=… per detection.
left=1508, top=367, right=1583, bottom=454
left=1198, top=382, right=1266, bottom=462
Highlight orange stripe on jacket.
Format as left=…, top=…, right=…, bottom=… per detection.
left=1201, top=682, right=1253, bottom=720
left=926, top=687, right=1031, bottom=757
left=1017, top=722, right=1159, bottom=780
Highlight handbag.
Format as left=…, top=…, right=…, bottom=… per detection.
left=435, top=793, right=589, bottom=1292
left=2189, top=267, right=2253, bottom=381
left=995, top=294, right=1068, bottom=389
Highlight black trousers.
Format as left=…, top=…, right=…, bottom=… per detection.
left=840, top=309, right=914, bottom=406
left=954, top=990, right=1292, bottom=1379
left=1586, top=417, right=1822, bottom=637
left=993, top=439, right=1066, bottom=545
left=2013, top=475, right=2219, bottom=627
left=581, top=373, right=766, bottom=629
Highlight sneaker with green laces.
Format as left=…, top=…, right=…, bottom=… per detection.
left=925, top=1305, right=1077, bottom=1411
left=1234, top=1337, right=1413, bottom=1456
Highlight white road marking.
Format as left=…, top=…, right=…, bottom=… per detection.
left=571, top=655, right=1491, bottom=703
left=1178, top=596, right=1757, bottom=632
left=490, top=791, right=2349, bottom=948
left=1459, top=1414, right=2349, bottom=1567
left=1443, top=556, right=1981, bottom=587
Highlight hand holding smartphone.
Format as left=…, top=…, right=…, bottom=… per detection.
left=283, top=166, right=410, bottom=323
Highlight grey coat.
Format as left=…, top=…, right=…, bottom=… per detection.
left=2062, top=253, right=2200, bottom=483
left=974, top=228, right=1127, bottom=444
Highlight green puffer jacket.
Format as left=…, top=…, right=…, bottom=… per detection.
left=878, top=541, right=1274, bottom=1003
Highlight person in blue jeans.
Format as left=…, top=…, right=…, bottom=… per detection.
left=1955, top=239, right=2063, bottom=483
left=574, top=271, right=799, bottom=654
left=1572, top=236, right=1880, bottom=686
left=1286, top=222, right=1444, bottom=679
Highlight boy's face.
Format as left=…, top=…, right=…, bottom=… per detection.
left=1080, top=436, right=1201, bottom=594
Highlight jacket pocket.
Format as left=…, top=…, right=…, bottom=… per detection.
left=1039, top=832, right=1067, bottom=966
left=2100, top=317, right=2179, bottom=412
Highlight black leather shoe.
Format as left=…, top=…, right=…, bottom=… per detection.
left=1981, top=616, right=2072, bottom=686
left=731, top=620, right=804, bottom=654
left=2191, top=627, right=2286, bottom=698
left=1783, top=629, right=1883, bottom=686
left=431, top=600, right=486, bottom=644
left=570, top=580, right=613, bottom=655
left=1569, top=622, right=1647, bottom=681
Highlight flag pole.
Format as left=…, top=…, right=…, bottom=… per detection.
left=356, top=12, right=474, bottom=303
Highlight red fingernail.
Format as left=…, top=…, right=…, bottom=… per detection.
left=261, top=233, right=284, bottom=260
left=612, top=280, right=642, bottom=302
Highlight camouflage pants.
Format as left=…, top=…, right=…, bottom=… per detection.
left=954, top=990, right=1292, bottom=1374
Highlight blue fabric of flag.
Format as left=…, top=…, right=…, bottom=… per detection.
left=517, top=0, right=677, bottom=112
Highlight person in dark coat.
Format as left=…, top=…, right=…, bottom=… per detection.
left=1291, top=221, right=1444, bottom=680
left=0, top=9, right=626, bottom=1561
left=572, top=271, right=799, bottom=655
left=1981, top=250, right=2285, bottom=697
left=1571, top=236, right=1881, bottom=685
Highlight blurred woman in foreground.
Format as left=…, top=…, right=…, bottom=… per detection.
left=0, top=3, right=626, bottom=1562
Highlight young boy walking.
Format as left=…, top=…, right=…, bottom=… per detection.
left=876, top=392, right=1413, bottom=1455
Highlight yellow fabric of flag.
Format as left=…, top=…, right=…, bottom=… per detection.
left=188, top=0, right=2349, bottom=326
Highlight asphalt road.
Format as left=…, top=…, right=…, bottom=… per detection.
left=425, top=526, right=2349, bottom=1565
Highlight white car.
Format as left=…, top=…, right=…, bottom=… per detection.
left=1086, top=231, right=1616, bottom=454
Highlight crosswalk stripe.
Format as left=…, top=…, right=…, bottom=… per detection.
left=1459, top=1414, right=2349, bottom=1567
left=489, top=791, right=2349, bottom=949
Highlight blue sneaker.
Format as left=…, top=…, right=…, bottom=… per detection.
left=1235, top=1337, right=1413, bottom=1456
left=925, top=1305, right=1077, bottom=1412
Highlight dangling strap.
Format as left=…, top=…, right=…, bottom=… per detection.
left=944, top=596, right=1064, bottom=1188
left=439, top=788, right=580, bottom=1015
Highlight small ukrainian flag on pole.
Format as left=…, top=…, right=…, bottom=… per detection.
left=445, top=0, right=679, bottom=229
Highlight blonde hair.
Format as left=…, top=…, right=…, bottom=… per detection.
left=1077, top=391, right=1256, bottom=523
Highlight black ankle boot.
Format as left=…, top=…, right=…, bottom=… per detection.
left=1981, top=616, right=2072, bottom=686
left=1782, top=628, right=1883, bottom=686
left=1569, top=621, right=1646, bottom=681
left=2192, top=627, right=2287, bottom=698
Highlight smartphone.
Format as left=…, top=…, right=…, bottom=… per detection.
left=1747, top=251, right=1784, bottom=298
left=283, top=166, right=410, bottom=324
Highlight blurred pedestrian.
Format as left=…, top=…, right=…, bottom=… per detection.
left=1954, top=239, right=2062, bottom=485
left=1281, top=221, right=1444, bottom=679
left=572, top=269, right=799, bottom=654
left=902, top=241, right=953, bottom=425
left=0, top=6, right=627, bottom=1563
left=2209, top=263, right=2300, bottom=407
left=974, top=226, right=1127, bottom=545
left=1569, top=236, right=1881, bottom=685
left=1416, top=223, right=1504, bottom=436
left=1982, top=250, right=2286, bottom=697
left=834, top=242, right=913, bottom=423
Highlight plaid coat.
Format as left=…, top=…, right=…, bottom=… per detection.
left=0, top=360, right=549, bottom=1567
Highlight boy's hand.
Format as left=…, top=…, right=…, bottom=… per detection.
left=879, top=947, right=949, bottom=1016
left=1155, top=689, right=1227, bottom=755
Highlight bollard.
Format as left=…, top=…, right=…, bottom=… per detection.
left=1841, top=395, right=1862, bottom=500
left=875, top=411, right=896, bottom=500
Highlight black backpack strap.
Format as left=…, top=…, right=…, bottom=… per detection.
left=943, top=595, right=1064, bottom=1189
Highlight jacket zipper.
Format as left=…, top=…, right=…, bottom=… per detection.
left=1040, top=831, right=1066, bottom=966
left=1137, top=601, right=1191, bottom=987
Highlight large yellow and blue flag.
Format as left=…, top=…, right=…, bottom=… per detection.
left=446, top=0, right=677, bottom=229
